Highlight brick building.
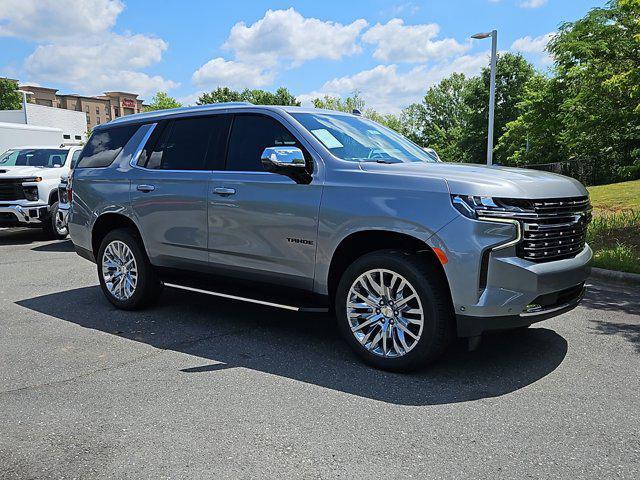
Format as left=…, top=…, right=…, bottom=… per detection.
left=15, top=82, right=144, bottom=130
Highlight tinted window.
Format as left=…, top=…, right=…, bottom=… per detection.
left=141, top=116, right=230, bottom=171
left=76, top=125, right=139, bottom=168
left=226, top=115, right=301, bottom=172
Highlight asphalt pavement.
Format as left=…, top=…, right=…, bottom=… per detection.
left=1, top=228, right=639, bottom=479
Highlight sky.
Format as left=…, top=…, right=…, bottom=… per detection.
left=0, top=0, right=605, bottom=113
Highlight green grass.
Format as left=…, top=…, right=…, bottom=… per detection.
left=585, top=207, right=640, bottom=274
left=587, top=179, right=640, bottom=213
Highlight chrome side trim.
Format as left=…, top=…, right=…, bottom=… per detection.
left=164, top=282, right=301, bottom=311
left=129, top=123, right=158, bottom=168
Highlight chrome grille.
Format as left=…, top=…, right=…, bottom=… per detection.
left=0, top=179, right=26, bottom=201
left=509, top=197, right=591, bottom=262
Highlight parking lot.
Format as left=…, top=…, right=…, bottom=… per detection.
left=0, top=227, right=638, bottom=479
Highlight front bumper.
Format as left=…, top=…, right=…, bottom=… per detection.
left=0, top=204, right=49, bottom=227
left=457, top=283, right=586, bottom=337
left=429, top=215, right=592, bottom=337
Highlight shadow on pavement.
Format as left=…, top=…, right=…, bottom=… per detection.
left=581, top=281, right=640, bottom=316
left=31, top=239, right=75, bottom=253
left=16, top=285, right=568, bottom=406
left=0, top=228, right=50, bottom=245
left=583, top=281, right=640, bottom=352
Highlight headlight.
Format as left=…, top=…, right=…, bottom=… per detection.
left=450, top=194, right=530, bottom=220
left=451, top=194, right=523, bottom=249
left=22, top=185, right=39, bottom=201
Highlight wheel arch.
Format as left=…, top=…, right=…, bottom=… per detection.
left=91, top=212, right=145, bottom=259
left=325, top=230, right=450, bottom=304
left=48, top=188, right=59, bottom=205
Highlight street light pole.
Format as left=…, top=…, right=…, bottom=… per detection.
left=471, top=30, right=498, bottom=166
left=17, top=89, right=33, bottom=124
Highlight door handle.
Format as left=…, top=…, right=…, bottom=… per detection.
left=213, top=187, right=236, bottom=196
left=136, top=184, right=155, bottom=192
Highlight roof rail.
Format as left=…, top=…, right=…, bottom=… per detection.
left=106, top=102, right=257, bottom=126
left=210, top=102, right=253, bottom=107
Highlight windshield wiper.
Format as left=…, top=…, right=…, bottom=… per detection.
left=362, top=158, right=402, bottom=164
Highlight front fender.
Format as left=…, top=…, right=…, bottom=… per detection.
left=313, top=176, right=457, bottom=295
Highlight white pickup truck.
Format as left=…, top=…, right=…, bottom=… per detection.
left=0, top=145, right=82, bottom=238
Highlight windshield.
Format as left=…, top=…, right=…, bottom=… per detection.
left=291, top=112, right=437, bottom=163
left=0, top=149, right=68, bottom=168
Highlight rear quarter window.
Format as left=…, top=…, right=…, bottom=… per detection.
left=76, top=124, right=139, bottom=168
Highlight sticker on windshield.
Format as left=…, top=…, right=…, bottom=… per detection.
left=367, top=129, right=382, bottom=136
left=311, top=129, right=343, bottom=149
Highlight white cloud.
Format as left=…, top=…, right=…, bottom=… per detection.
left=24, top=33, right=177, bottom=96
left=0, top=0, right=123, bottom=41
left=177, top=91, right=205, bottom=107
left=511, top=32, right=555, bottom=53
left=511, top=32, right=555, bottom=65
left=299, top=53, right=489, bottom=114
left=519, top=0, right=548, bottom=8
left=362, top=19, right=470, bottom=63
left=1, top=0, right=177, bottom=97
left=192, top=58, right=274, bottom=90
left=223, top=8, right=368, bottom=68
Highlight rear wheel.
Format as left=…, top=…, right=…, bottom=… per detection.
left=97, top=228, right=161, bottom=310
left=43, top=201, right=68, bottom=239
left=335, top=250, right=453, bottom=372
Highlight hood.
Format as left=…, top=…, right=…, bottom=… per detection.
left=0, top=165, right=62, bottom=179
left=360, top=162, right=588, bottom=199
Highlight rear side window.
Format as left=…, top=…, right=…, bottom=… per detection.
left=76, top=124, right=139, bottom=168
left=226, top=114, right=302, bottom=172
left=140, top=115, right=230, bottom=171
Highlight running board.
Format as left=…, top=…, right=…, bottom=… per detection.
left=163, top=282, right=329, bottom=313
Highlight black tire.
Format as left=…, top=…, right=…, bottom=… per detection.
left=43, top=201, right=68, bottom=240
left=335, top=249, right=454, bottom=372
left=97, top=228, right=161, bottom=310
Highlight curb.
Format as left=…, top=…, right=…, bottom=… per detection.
left=590, top=267, right=640, bottom=285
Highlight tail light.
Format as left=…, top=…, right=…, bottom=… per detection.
left=67, top=171, right=73, bottom=203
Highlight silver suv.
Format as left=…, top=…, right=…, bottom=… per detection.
left=68, top=103, right=592, bottom=371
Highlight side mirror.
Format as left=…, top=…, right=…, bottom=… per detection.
left=261, top=146, right=311, bottom=183
left=261, top=147, right=305, bottom=168
left=422, top=147, right=441, bottom=162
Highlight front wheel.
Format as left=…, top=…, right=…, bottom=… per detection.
left=97, top=228, right=161, bottom=310
left=43, top=201, right=68, bottom=239
left=335, top=250, right=453, bottom=372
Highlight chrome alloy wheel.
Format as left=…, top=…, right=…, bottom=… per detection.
left=55, top=210, right=68, bottom=236
left=102, top=240, right=138, bottom=301
left=346, top=269, right=424, bottom=358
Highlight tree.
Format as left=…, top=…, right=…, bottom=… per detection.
left=311, top=91, right=403, bottom=132
left=545, top=0, right=640, bottom=183
left=0, top=78, right=21, bottom=110
left=312, top=91, right=366, bottom=113
left=197, top=87, right=300, bottom=106
left=416, top=73, right=471, bottom=161
left=460, top=53, right=536, bottom=164
left=497, top=0, right=640, bottom=184
left=197, top=87, right=243, bottom=104
left=144, top=91, right=182, bottom=111
left=495, top=74, right=566, bottom=167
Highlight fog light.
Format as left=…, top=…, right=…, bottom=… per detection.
left=525, top=303, right=542, bottom=313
